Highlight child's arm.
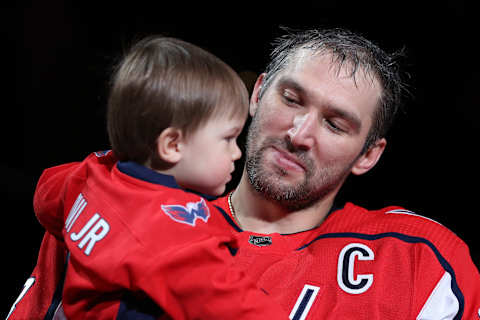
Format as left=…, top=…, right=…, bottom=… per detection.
left=7, top=232, right=67, bottom=320
left=34, top=161, right=81, bottom=239
left=135, top=232, right=289, bottom=319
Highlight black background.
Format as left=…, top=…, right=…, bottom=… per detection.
left=4, top=0, right=479, bottom=315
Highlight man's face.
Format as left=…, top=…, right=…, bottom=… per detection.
left=245, top=52, right=383, bottom=210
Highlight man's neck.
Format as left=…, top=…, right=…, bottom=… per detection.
left=231, top=172, right=336, bottom=234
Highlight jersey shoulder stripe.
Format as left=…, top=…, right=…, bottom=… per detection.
left=383, top=208, right=444, bottom=227
left=329, top=203, right=465, bottom=251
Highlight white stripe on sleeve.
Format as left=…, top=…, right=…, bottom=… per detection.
left=416, top=271, right=459, bottom=320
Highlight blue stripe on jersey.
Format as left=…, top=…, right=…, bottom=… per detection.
left=116, top=161, right=218, bottom=201
left=117, top=161, right=180, bottom=189
left=296, top=232, right=464, bottom=320
left=215, top=205, right=243, bottom=232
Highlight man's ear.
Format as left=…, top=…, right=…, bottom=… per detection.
left=351, top=138, right=387, bottom=176
left=249, top=73, right=266, bottom=117
left=156, top=127, right=183, bottom=164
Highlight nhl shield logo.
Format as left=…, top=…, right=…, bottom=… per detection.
left=248, top=235, right=273, bottom=247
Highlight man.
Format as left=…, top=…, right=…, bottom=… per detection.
left=216, top=28, right=479, bottom=319
left=8, top=28, right=480, bottom=319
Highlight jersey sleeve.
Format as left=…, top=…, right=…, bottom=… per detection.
left=34, top=151, right=116, bottom=239
left=7, top=232, right=67, bottom=320
left=443, top=240, right=480, bottom=319
left=8, top=161, right=81, bottom=319
left=384, top=207, right=480, bottom=319
left=34, top=161, right=81, bottom=239
left=411, top=238, right=480, bottom=319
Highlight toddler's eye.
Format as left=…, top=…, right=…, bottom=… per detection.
left=225, top=135, right=237, bottom=142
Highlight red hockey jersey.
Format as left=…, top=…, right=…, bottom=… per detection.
left=8, top=152, right=480, bottom=319
left=212, top=196, right=480, bottom=319
left=8, top=151, right=288, bottom=320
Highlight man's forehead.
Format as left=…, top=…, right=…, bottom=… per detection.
left=286, top=49, right=380, bottom=89
left=272, top=50, right=382, bottom=129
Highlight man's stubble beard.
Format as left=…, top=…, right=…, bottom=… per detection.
left=245, top=110, right=354, bottom=211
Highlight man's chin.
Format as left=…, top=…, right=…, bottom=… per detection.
left=249, top=177, right=314, bottom=210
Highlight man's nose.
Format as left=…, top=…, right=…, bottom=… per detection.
left=287, top=111, right=317, bottom=150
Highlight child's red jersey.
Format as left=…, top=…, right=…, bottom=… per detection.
left=8, top=151, right=288, bottom=320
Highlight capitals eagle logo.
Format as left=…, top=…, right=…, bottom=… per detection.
left=161, top=198, right=210, bottom=227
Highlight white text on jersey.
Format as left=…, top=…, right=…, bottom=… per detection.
left=66, top=193, right=110, bottom=256
left=337, top=243, right=374, bottom=294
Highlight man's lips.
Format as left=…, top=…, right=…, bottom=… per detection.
left=270, top=147, right=306, bottom=172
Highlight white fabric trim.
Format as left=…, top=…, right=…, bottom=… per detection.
left=52, top=301, right=68, bottom=320
left=416, top=271, right=459, bottom=320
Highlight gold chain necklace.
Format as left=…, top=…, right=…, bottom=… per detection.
left=227, top=191, right=240, bottom=226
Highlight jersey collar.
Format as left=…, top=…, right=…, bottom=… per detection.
left=116, top=161, right=217, bottom=200
left=117, top=161, right=180, bottom=189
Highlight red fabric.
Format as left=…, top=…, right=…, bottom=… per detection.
left=18, top=151, right=288, bottom=320
left=211, top=197, right=480, bottom=319
left=7, top=232, right=67, bottom=320
left=8, top=151, right=480, bottom=319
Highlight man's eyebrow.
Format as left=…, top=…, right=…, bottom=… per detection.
left=277, top=76, right=362, bottom=132
left=324, top=104, right=362, bottom=133
left=277, top=77, right=306, bottom=96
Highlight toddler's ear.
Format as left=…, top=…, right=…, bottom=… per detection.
left=156, top=127, right=183, bottom=164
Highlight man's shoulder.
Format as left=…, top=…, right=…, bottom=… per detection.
left=330, top=202, right=465, bottom=250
